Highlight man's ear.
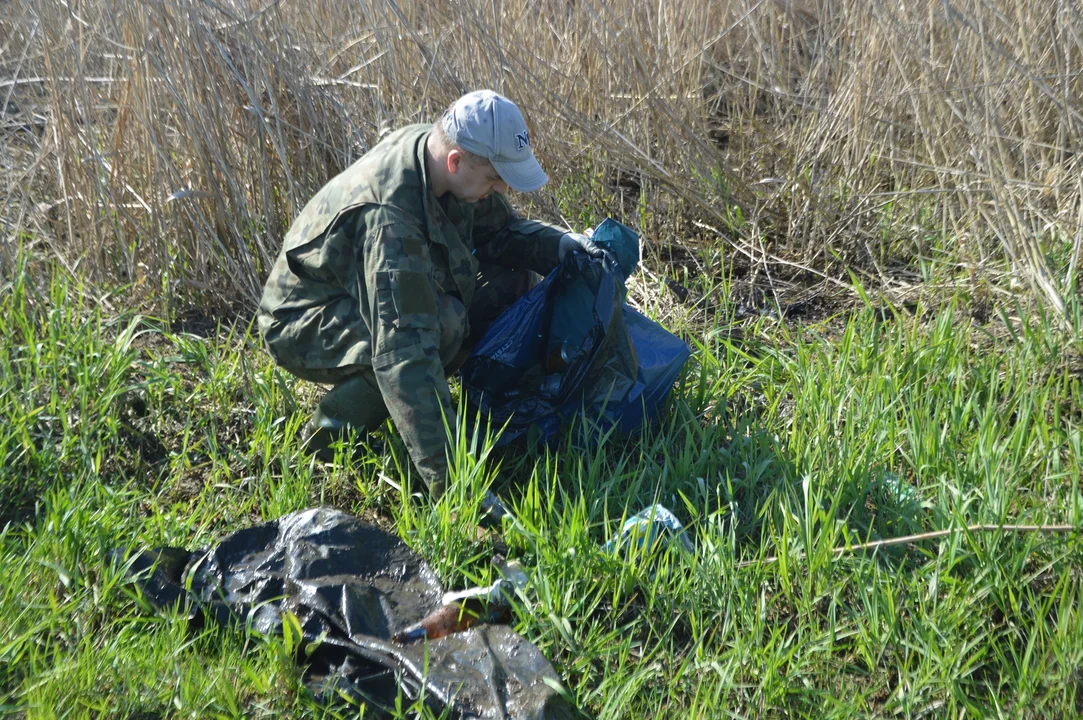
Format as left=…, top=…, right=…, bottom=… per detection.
left=446, top=149, right=463, bottom=175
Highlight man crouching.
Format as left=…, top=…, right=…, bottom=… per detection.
left=257, top=90, right=602, bottom=500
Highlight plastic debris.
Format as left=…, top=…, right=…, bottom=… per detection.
left=878, top=471, right=920, bottom=506
left=603, top=504, right=694, bottom=554
left=393, top=561, right=530, bottom=645
left=117, top=508, right=575, bottom=718
left=461, top=218, right=691, bottom=446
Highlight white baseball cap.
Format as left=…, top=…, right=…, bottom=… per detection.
left=441, top=90, right=549, bottom=193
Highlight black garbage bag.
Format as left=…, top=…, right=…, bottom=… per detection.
left=121, top=508, right=576, bottom=719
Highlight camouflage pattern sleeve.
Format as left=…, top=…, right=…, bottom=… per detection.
left=471, top=194, right=564, bottom=275
left=363, top=216, right=454, bottom=497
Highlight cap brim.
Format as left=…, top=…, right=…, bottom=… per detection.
left=492, top=155, right=548, bottom=193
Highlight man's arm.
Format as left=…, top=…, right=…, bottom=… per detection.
left=362, top=220, right=454, bottom=497
left=471, top=194, right=565, bottom=274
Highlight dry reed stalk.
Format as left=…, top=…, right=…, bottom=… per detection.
left=738, top=522, right=1080, bottom=569
left=0, top=0, right=1077, bottom=322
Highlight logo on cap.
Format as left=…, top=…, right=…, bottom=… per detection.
left=515, top=131, right=530, bottom=151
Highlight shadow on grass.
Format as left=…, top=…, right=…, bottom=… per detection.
left=484, top=389, right=930, bottom=574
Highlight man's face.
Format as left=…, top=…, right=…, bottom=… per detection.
left=446, top=151, right=509, bottom=203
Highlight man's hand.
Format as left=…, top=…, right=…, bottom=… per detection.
left=559, top=231, right=606, bottom=261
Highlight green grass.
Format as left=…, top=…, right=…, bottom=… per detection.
left=2, top=253, right=1082, bottom=718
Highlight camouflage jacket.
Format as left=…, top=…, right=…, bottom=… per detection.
left=258, top=124, right=565, bottom=489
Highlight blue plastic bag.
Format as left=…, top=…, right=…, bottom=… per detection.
left=602, top=504, right=694, bottom=555
left=461, top=219, right=691, bottom=445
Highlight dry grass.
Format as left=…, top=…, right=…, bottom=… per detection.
left=1, top=0, right=1080, bottom=319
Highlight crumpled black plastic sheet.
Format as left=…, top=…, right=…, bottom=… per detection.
left=121, top=508, right=576, bottom=719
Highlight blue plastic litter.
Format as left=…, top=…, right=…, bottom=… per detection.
left=602, top=504, right=694, bottom=554
left=461, top=218, right=691, bottom=445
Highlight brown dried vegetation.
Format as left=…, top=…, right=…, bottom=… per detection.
left=0, top=0, right=1079, bottom=321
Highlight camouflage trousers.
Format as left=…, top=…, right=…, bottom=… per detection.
left=286, top=263, right=536, bottom=446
